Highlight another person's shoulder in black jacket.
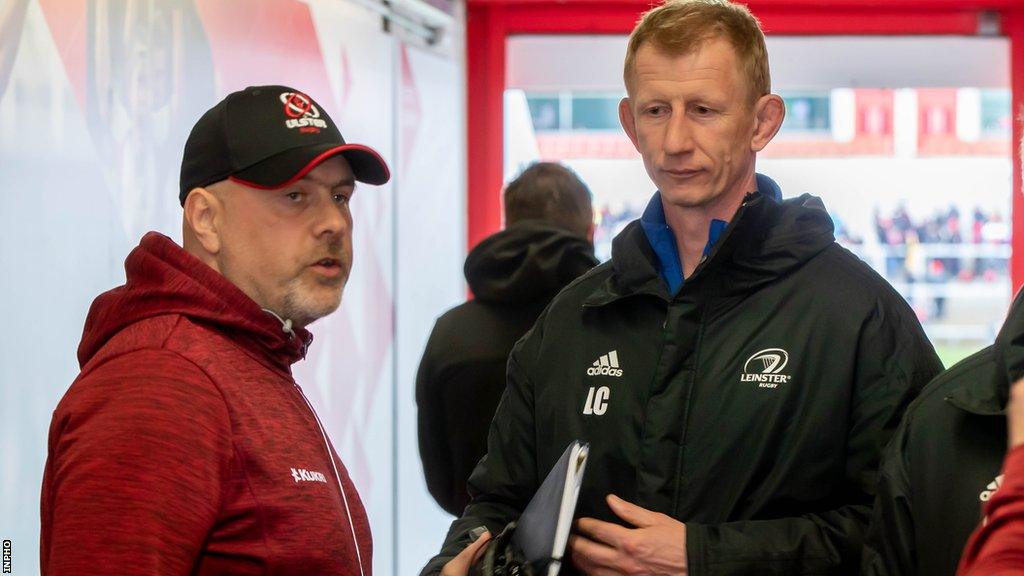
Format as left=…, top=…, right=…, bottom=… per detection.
left=864, top=346, right=1007, bottom=576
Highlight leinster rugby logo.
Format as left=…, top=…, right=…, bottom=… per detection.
left=741, top=348, right=791, bottom=389
left=280, top=91, right=328, bottom=133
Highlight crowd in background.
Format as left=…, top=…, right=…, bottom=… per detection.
left=874, top=205, right=1008, bottom=287
left=874, top=204, right=1007, bottom=247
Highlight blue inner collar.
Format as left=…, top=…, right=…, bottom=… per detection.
left=639, top=174, right=781, bottom=294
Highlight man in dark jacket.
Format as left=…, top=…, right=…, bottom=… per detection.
left=417, top=162, right=598, bottom=516
left=862, top=289, right=1024, bottom=576
left=425, top=1, right=941, bottom=575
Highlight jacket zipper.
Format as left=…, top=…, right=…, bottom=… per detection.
left=666, top=197, right=754, bottom=511
left=293, top=383, right=366, bottom=576
left=682, top=196, right=754, bottom=285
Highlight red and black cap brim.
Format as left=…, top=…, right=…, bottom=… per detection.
left=230, top=143, right=391, bottom=190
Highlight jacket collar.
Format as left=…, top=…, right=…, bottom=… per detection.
left=639, top=192, right=728, bottom=296
left=945, top=372, right=1006, bottom=416
left=956, top=287, right=1024, bottom=415
left=583, top=219, right=670, bottom=308
left=583, top=190, right=776, bottom=308
left=584, top=184, right=835, bottom=310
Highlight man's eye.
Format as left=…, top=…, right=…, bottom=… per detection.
left=286, top=191, right=303, bottom=201
left=646, top=106, right=667, bottom=116
left=333, top=193, right=350, bottom=204
left=694, top=106, right=713, bottom=115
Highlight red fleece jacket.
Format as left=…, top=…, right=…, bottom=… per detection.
left=40, top=232, right=372, bottom=575
left=958, top=445, right=1024, bottom=575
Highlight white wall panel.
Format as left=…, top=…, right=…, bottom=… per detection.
left=394, top=39, right=467, bottom=574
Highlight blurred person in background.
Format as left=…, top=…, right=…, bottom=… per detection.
left=417, top=161, right=598, bottom=516
left=0, top=0, right=29, bottom=98
left=84, top=0, right=217, bottom=240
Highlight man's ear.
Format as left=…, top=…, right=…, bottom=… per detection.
left=751, top=94, right=786, bottom=153
left=619, top=97, right=641, bottom=152
left=183, top=187, right=222, bottom=255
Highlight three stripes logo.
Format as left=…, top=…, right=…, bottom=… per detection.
left=980, top=474, right=1004, bottom=502
left=980, top=474, right=1005, bottom=526
left=587, top=350, right=623, bottom=377
left=583, top=350, right=619, bottom=415
left=740, top=348, right=791, bottom=388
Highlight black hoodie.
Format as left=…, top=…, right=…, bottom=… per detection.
left=422, top=192, right=941, bottom=575
left=416, top=221, right=598, bottom=516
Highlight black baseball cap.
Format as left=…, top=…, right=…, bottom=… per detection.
left=179, top=85, right=390, bottom=205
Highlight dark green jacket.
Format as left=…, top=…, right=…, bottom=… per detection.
left=422, top=191, right=942, bottom=575
left=861, top=347, right=1006, bottom=576
left=862, top=288, right=1024, bottom=576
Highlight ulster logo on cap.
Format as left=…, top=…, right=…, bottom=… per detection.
left=280, top=91, right=327, bottom=133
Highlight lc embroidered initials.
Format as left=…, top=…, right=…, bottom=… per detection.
left=583, top=386, right=610, bottom=415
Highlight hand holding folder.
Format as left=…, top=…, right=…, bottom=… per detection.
left=465, top=440, right=589, bottom=576
left=513, top=440, right=589, bottom=576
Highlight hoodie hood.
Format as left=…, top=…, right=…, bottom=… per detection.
left=712, top=192, right=836, bottom=296
left=78, top=232, right=312, bottom=371
left=465, top=221, right=598, bottom=304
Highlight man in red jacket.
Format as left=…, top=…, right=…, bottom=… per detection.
left=40, top=85, right=390, bottom=575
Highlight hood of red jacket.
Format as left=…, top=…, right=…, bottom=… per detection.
left=78, top=232, right=312, bottom=371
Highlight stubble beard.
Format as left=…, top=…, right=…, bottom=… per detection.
left=280, top=273, right=346, bottom=328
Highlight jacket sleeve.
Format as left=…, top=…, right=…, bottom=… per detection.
left=417, top=320, right=460, bottom=516
left=861, top=412, right=918, bottom=576
left=685, top=295, right=942, bottom=575
left=957, top=445, right=1024, bottom=575
left=40, top=350, right=232, bottom=575
left=419, top=335, right=541, bottom=576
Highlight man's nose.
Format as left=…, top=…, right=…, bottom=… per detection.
left=313, top=194, right=349, bottom=238
left=662, top=111, right=695, bottom=155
